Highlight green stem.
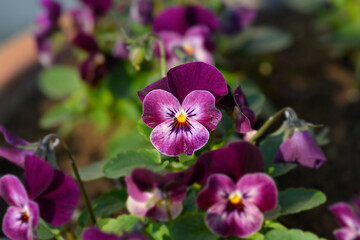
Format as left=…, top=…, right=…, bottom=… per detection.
left=248, top=107, right=291, bottom=144
left=64, top=224, right=75, bottom=240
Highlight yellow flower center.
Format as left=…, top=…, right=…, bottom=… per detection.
left=20, top=206, right=30, bottom=223
left=229, top=194, right=242, bottom=205
left=183, top=44, right=194, bottom=55
left=176, top=113, right=187, bottom=123
left=227, top=191, right=244, bottom=210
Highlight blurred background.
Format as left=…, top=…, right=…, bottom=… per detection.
left=1, top=0, right=360, bottom=239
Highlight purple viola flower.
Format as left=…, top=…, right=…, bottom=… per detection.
left=69, top=7, right=95, bottom=35
left=83, top=227, right=148, bottom=240
left=125, top=169, right=189, bottom=221
left=138, top=62, right=228, bottom=104
left=79, top=0, right=113, bottom=16
left=142, top=89, right=221, bottom=156
left=0, top=175, right=39, bottom=240
left=193, top=141, right=264, bottom=185
left=220, top=7, right=257, bottom=34
left=330, top=202, right=360, bottom=240
left=130, top=0, right=154, bottom=24
left=34, top=0, right=62, bottom=66
left=233, top=84, right=256, bottom=133
left=0, top=126, right=34, bottom=168
left=274, top=130, right=327, bottom=169
left=158, top=25, right=214, bottom=67
left=153, top=5, right=219, bottom=35
left=113, top=41, right=130, bottom=59
left=196, top=173, right=277, bottom=238
left=72, top=32, right=107, bottom=86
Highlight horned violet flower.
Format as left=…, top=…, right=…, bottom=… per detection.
left=196, top=173, right=277, bottom=238
left=274, top=109, right=327, bottom=168
left=220, top=6, right=257, bottom=34
left=330, top=202, right=360, bottom=240
left=193, top=141, right=264, bottom=185
left=0, top=175, right=39, bottom=240
left=125, top=169, right=189, bottom=221
left=130, top=0, right=154, bottom=24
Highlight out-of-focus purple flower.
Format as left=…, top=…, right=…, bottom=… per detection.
left=142, top=89, right=221, bottom=156
left=153, top=5, right=219, bottom=35
left=138, top=62, right=228, bottom=104
left=220, top=7, right=257, bottom=34
left=82, top=227, right=148, bottom=240
left=113, top=41, right=130, bottom=59
left=130, top=0, right=154, bottom=24
left=0, top=175, right=39, bottom=240
left=24, top=154, right=80, bottom=225
left=0, top=126, right=34, bottom=168
left=274, top=130, right=326, bottom=168
left=34, top=0, right=62, bottom=66
left=193, top=141, right=264, bottom=185
left=125, top=169, right=190, bottom=221
left=330, top=202, right=360, bottom=240
left=0, top=155, right=80, bottom=239
left=69, top=7, right=95, bottom=35
left=72, top=32, right=107, bottom=86
left=197, top=173, right=277, bottom=238
left=79, top=0, right=113, bottom=15
left=158, top=25, right=214, bottom=67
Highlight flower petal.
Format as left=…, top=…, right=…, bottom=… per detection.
left=195, top=141, right=264, bottom=185
left=228, top=201, right=263, bottom=238
left=25, top=155, right=54, bottom=199
left=126, top=171, right=159, bottom=202
left=35, top=170, right=80, bottom=226
left=2, top=206, right=34, bottom=240
left=142, top=89, right=181, bottom=128
left=72, top=32, right=99, bottom=53
left=153, top=6, right=219, bottom=35
left=0, top=175, right=29, bottom=207
left=333, top=228, right=359, bottom=240
left=137, top=77, right=170, bottom=102
left=236, top=173, right=277, bottom=212
left=0, top=147, right=33, bottom=168
left=196, top=174, right=235, bottom=210
left=126, top=196, right=149, bottom=218
left=80, top=0, right=112, bottom=15
left=235, top=106, right=256, bottom=133
left=146, top=202, right=183, bottom=221
left=274, top=130, right=327, bottom=168
left=157, top=31, right=183, bottom=58
left=28, top=201, right=40, bottom=232
left=182, top=90, right=221, bottom=131
left=150, top=118, right=209, bottom=156
left=330, top=203, right=360, bottom=230
left=0, top=126, right=29, bottom=147
left=167, top=62, right=228, bottom=104
left=205, top=200, right=230, bottom=237
left=82, top=227, right=123, bottom=240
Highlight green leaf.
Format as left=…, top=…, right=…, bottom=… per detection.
left=137, top=118, right=152, bottom=142
left=146, top=223, right=171, bottom=240
left=264, top=204, right=282, bottom=220
left=264, top=229, right=325, bottom=240
left=103, top=149, right=166, bottom=178
left=78, top=188, right=127, bottom=227
left=101, top=215, right=144, bottom=235
left=278, top=188, right=326, bottom=216
left=169, top=212, right=218, bottom=240
left=36, top=219, right=62, bottom=239
left=260, top=134, right=297, bottom=177
left=39, top=65, right=82, bottom=99
left=181, top=190, right=197, bottom=214
left=78, top=160, right=107, bottom=181
left=39, top=102, right=78, bottom=129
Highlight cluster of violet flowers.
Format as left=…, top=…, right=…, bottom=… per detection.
left=1, top=0, right=356, bottom=240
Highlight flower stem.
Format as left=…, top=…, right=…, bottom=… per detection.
left=63, top=224, right=75, bottom=240
left=248, top=107, right=292, bottom=144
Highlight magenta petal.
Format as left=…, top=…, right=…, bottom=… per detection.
left=333, top=228, right=359, bottom=240
left=80, top=0, right=112, bottom=15
left=127, top=196, right=148, bottom=218
left=167, top=62, right=228, bottom=104
left=205, top=200, right=230, bottom=237
left=142, top=90, right=181, bottom=128
left=72, top=32, right=99, bottom=53
left=157, top=31, right=183, bottom=58
left=330, top=203, right=360, bottom=230
left=25, top=155, right=54, bottom=199
left=2, top=206, right=34, bottom=240
left=153, top=6, right=219, bottom=35
left=83, top=227, right=123, bottom=240
left=182, top=90, right=221, bottom=131
left=28, top=201, right=40, bottom=232
left=195, top=141, right=264, bottom=185
left=0, top=147, right=33, bottom=168
left=196, top=174, right=235, bottom=210
left=146, top=202, right=183, bottom=221
left=150, top=119, right=209, bottom=156
left=138, top=77, right=170, bottom=102
left=35, top=170, right=80, bottom=226
left=236, top=106, right=256, bottom=133
left=228, top=201, right=263, bottom=238
left=237, top=173, right=277, bottom=212
left=0, top=126, right=29, bottom=146
left=125, top=176, right=153, bottom=203
left=274, top=130, right=327, bottom=168
left=0, top=175, right=29, bottom=207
